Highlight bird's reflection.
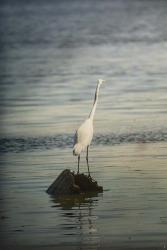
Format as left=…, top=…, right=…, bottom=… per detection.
left=51, top=192, right=98, bottom=209
left=51, top=192, right=102, bottom=250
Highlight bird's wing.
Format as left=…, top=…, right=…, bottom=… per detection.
left=75, top=119, right=93, bottom=146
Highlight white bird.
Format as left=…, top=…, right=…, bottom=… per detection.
left=73, top=79, right=105, bottom=177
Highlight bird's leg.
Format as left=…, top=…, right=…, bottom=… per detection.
left=77, top=155, right=80, bottom=174
left=86, top=146, right=91, bottom=177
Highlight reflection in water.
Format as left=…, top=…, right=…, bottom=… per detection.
left=51, top=193, right=101, bottom=250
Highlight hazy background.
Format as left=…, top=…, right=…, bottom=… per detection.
left=0, top=0, right=167, bottom=249
left=0, top=0, right=167, bottom=137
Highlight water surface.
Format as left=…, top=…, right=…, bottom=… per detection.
left=0, top=0, right=167, bottom=249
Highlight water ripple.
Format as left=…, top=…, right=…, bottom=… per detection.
left=0, top=131, right=167, bottom=153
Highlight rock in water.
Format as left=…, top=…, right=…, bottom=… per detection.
left=46, top=169, right=103, bottom=196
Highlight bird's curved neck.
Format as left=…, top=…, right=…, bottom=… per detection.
left=89, top=83, right=101, bottom=121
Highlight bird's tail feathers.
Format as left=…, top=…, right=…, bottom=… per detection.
left=73, top=143, right=83, bottom=156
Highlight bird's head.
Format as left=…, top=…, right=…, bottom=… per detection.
left=98, top=79, right=106, bottom=85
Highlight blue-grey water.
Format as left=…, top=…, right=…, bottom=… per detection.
left=0, top=0, right=167, bottom=249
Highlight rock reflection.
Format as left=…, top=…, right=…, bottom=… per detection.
left=51, top=193, right=101, bottom=249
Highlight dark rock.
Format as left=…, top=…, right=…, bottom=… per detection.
left=46, top=169, right=103, bottom=196
left=74, top=173, right=103, bottom=193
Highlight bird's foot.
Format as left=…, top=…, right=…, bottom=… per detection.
left=88, top=174, right=92, bottom=180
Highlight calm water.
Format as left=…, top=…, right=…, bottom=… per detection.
left=0, top=0, right=167, bottom=249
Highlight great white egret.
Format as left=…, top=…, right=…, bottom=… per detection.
left=73, top=79, right=105, bottom=177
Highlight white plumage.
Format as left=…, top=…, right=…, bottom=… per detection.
left=73, top=119, right=93, bottom=155
left=73, top=79, right=105, bottom=176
